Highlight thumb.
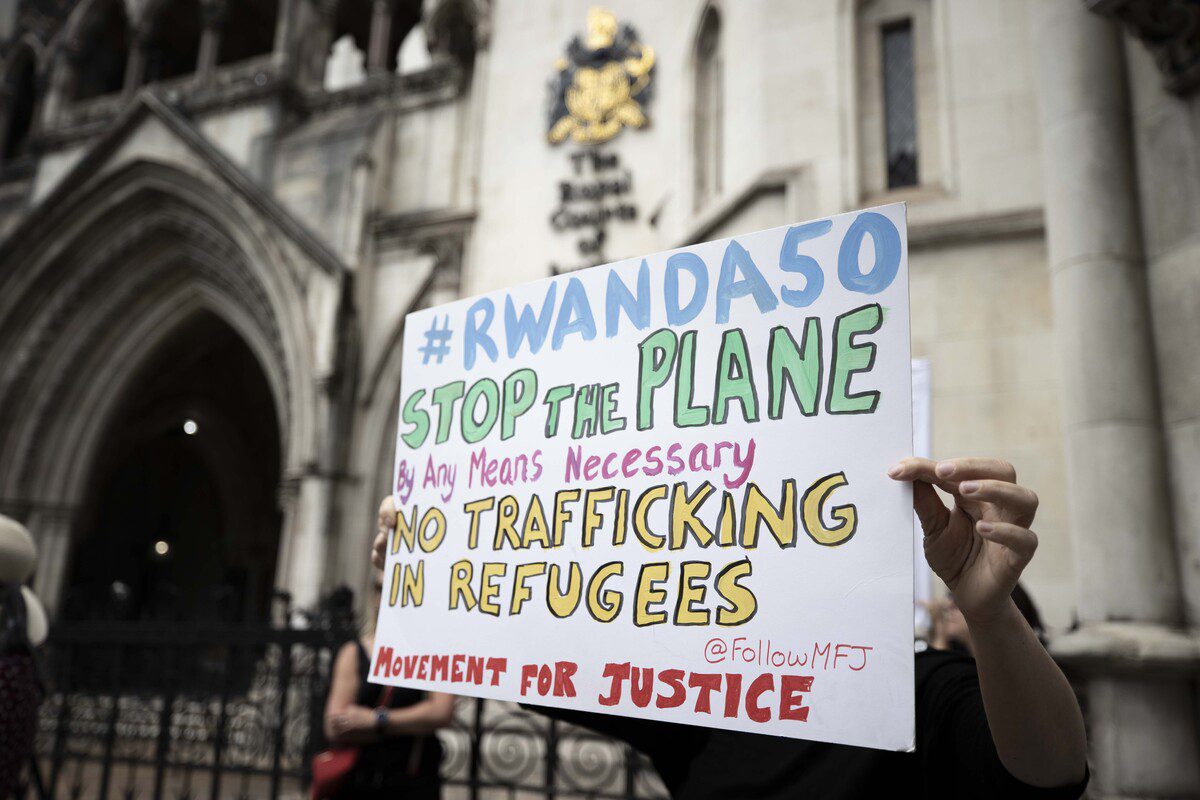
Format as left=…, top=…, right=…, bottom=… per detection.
left=912, top=481, right=950, bottom=538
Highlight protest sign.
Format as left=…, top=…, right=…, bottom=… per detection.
left=373, top=202, right=915, bottom=750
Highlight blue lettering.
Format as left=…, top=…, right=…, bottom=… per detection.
left=665, top=252, right=708, bottom=325
left=463, top=298, right=498, bottom=370
left=779, top=220, right=830, bottom=308
left=552, top=277, right=597, bottom=349
left=715, top=240, right=778, bottom=323
left=838, top=212, right=901, bottom=295
left=504, top=283, right=557, bottom=358
left=605, top=259, right=651, bottom=337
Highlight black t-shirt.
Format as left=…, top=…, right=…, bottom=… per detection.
left=529, top=648, right=1088, bottom=799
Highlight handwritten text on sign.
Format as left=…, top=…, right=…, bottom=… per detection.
left=374, top=203, right=915, bottom=750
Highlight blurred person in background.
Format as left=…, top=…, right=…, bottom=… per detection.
left=322, top=571, right=454, bottom=799
left=928, top=583, right=1045, bottom=655
left=0, top=516, right=47, bottom=800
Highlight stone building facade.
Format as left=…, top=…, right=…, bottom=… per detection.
left=0, top=0, right=1195, bottom=795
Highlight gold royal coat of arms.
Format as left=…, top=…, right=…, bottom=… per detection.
left=547, top=8, right=655, bottom=145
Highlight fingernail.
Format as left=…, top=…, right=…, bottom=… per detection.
left=935, top=461, right=954, bottom=478
left=960, top=481, right=979, bottom=494
left=977, top=521, right=993, bottom=534
left=887, top=463, right=902, bottom=477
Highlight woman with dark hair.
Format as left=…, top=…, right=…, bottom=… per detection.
left=929, top=583, right=1045, bottom=655
left=321, top=571, right=454, bottom=800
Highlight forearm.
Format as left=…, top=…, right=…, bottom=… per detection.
left=966, top=598, right=1087, bottom=787
left=381, top=699, right=452, bottom=735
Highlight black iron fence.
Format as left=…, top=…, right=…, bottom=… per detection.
left=26, top=618, right=667, bottom=800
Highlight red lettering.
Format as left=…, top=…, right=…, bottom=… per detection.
left=630, top=667, right=653, bottom=708
left=466, top=656, right=484, bottom=684
left=813, top=642, right=831, bottom=669
left=373, top=646, right=393, bottom=677
left=520, top=663, right=538, bottom=696
left=598, top=662, right=630, bottom=706
left=746, top=673, right=774, bottom=723
left=656, top=668, right=686, bottom=708
left=555, top=661, right=578, bottom=697
left=485, top=657, right=507, bottom=686
left=780, top=675, right=813, bottom=722
left=723, top=673, right=742, bottom=718
left=688, top=672, right=721, bottom=714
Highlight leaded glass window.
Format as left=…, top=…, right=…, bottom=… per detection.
left=882, top=20, right=918, bottom=189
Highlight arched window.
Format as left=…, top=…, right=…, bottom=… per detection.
left=218, top=0, right=279, bottom=66
left=325, top=0, right=422, bottom=82
left=325, top=0, right=371, bottom=88
left=142, top=0, right=202, bottom=84
left=388, top=1, right=423, bottom=72
left=693, top=6, right=722, bottom=211
left=855, top=0, right=941, bottom=197
left=3, top=48, right=37, bottom=162
left=396, top=23, right=431, bottom=74
left=73, top=0, right=131, bottom=100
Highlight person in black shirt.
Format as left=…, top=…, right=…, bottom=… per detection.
left=372, top=456, right=1089, bottom=798
left=322, top=572, right=454, bottom=799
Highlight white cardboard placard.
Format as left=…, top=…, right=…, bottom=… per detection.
left=374, top=203, right=915, bottom=750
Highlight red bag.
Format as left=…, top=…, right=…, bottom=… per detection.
left=311, top=687, right=394, bottom=800
left=310, top=746, right=359, bottom=800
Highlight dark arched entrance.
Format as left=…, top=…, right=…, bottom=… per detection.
left=63, top=311, right=282, bottom=623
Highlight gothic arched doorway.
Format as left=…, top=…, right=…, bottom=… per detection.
left=62, top=311, right=282, bottom=623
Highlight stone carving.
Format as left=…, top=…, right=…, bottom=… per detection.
left=1088, top=0, right=1200, bottom=95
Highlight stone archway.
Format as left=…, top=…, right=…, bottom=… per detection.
left=0, top=157, right=345, bottom=617
left=63, top=309, right=283, bottom=623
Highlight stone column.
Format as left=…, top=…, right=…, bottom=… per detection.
left=41, top=41, right=80, bottom=127
left=1031, top=2, right=1200, bottom=797
left=367, top=0, right=393, bottom=73
left=196, top=0, right=228, bottom=84
left=273, top=0, right=298, bottom=69
left=275, top=472, right=335, bottom=617
left=123, top=27, right=149, bottom=97
left=0, top=85, right=13, bottom=164
left=25, top=505, right=74, bottom=619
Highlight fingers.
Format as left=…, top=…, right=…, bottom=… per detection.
left=375, top=495, right=396, bottom=569
left=977, top=520, right=1038, bottom=569
left=887, top=457, right=939, bottom=483
left=378, top=495, right=397, bottom=529
left=888, top=457, right=965, bottom=496
left=959, top=479, right=1038, bottom=523
left=934, top=457, right=1017, bottom=483
left=372, top=530, right=387, bottom=569
left=890, top=457, right=1037, bottom=523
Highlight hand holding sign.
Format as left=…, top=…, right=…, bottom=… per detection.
left=888, top=457, right=1039, bottom=626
